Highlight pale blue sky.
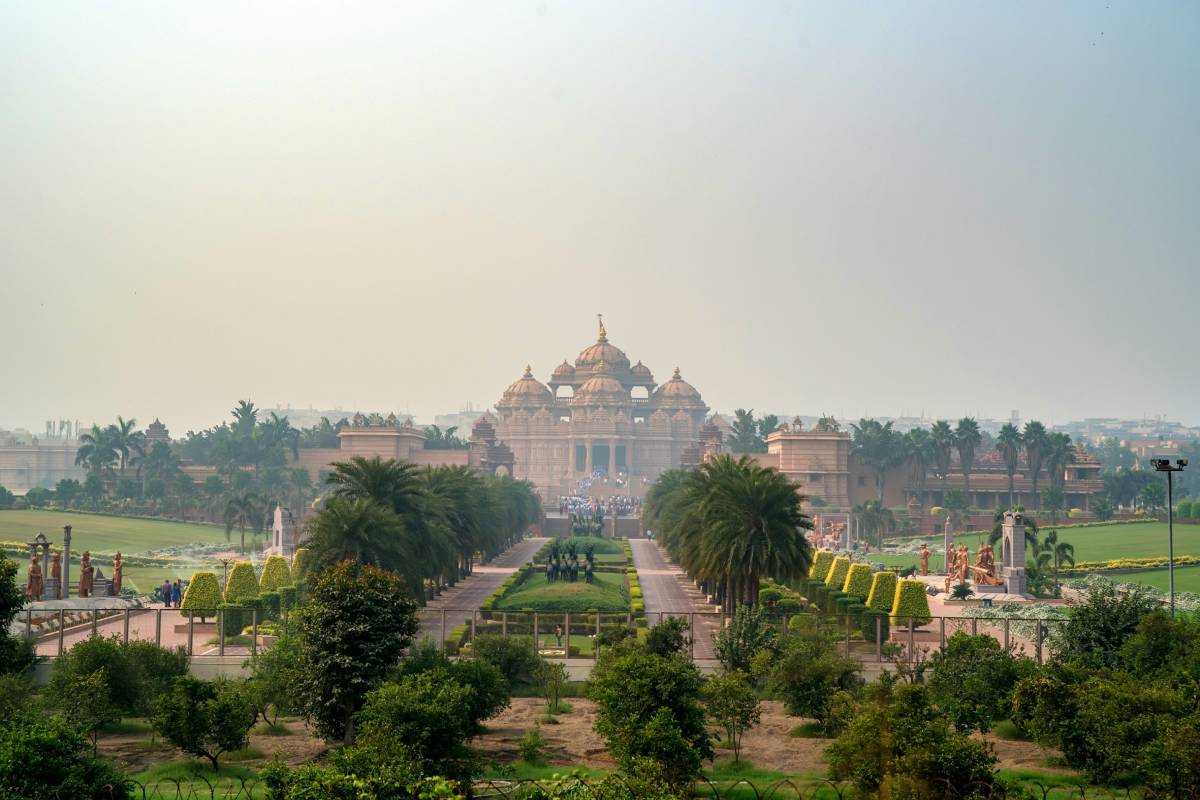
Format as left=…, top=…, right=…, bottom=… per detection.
left=2, top=2, right=1197, bottom=433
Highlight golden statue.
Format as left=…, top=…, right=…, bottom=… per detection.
left=112, top=551, right=123, bottom=595
left=26, top=554, right=44, bottom=600
left=79, top=550, right=94, bottom=598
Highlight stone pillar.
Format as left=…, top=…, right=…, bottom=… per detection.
left=61, top=526, right=72, bottom=599
left=567, top=436, right=575, bottom=474
left=943, top=516, right=952, bottom=575
left=1001, top=511, right=1027, bottom=595
left=608, top=438, right=616, bottom=475
left=585, top=441, right=593, bottom=473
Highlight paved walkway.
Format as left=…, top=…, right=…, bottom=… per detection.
left=630, top=539, right=720, bottom=659
left=425, top=537, right=546, bottom=611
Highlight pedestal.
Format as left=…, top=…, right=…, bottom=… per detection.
left=42, top=578, right=61, bottom=601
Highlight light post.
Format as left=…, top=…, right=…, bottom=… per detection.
left=1151, top=458, right=1188, bottom=617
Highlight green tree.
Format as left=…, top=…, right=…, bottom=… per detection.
left=1092, top=494, right=1116, bottom=520
left=295, top=562, right=419, bottom=744
left=1139, top=479, right=1166, bottom=512
left=53, top=669, right=119, bottom=756
left=926, top=633, right=1035, bottom=734
left=0, top=554, right=33, bottom=675
left=995, top=422, right=1022, bottom=509
left=853, top=499, right=895, bottom=549
left=588, top=623, right=713, bottom=791
left=223, top=492, right=263, bottom=552
left=904, top=427, right=934, bottom=507
left=851, top=418, right=905, bottom=502
left=152, top=676, right=258, bottom=770
left=728, top=408, right=767, bottom=453
left=1044, top=432, right=1076, bottom=493
left=1041, top=528, right=1074, bottom=594
left=767, top=625, right=861, bottom=732
left=704, top=670, right=760, bottom=764
left=535, top=658, right=569, bottom=715
left=0, top=714, right=132, bottom=800
left=304, top=496, right=406, bottom=571
left=953, top=417, right=982, bottom=499
left=1022, top=421, right=1049, bottom=508
left=1053, top=581, right=1160, bottom=669
left=1093, top=437, right=1136, bottom=470
left=423, top=425, right=469, bottom=449
left=75, top=424, right=117, bottom=477
left=929, top=420, right=954, bottom=478
left=55, top=478, right=83, bottom=508
left=245, top=634, right=300, bottom=726
left=713, top=605, right=778, bottom=674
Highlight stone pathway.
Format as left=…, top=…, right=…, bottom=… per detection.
left=630, top=539, right=721, bottom=659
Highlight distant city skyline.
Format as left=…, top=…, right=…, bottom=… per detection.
left=3, top=4, right=1197, bottom=434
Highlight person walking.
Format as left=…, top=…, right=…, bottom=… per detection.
left=554, top=625, right=563, bottom=648
left=171, top=580, right=182, bottom=608
left=161, top=579, right=172, bottom=606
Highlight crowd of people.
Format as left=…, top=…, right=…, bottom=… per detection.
left=557, top=493, right=642, bottom=519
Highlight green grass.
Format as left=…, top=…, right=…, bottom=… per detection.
left=131, top=760, right=265, bottom=795
left=495, top=571, right=629, bottom=612
left=100, top=718, right=153, bottom=735
left=1106, top=565, right=1200, bottom=593
left=0, top=509, right=230, bottom=552
left=536, top=536, right=627, bottom=563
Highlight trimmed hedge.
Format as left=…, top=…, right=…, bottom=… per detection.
left=825, top=556, right=850, bottom=588
left=842, top=563, right=873, bottom=600
left=810, top=551, right=835, bottom=582
left=224, top=561, right=259, bottom=603
left=219, top=603, right=245, bottom=637
left=890, top=579, right=932, bottom=627
left=259, top=555, right=293, bottom=592
left=866, top=571, right=898, bottom=613
left=861, top=608, right=889, bottom=643
left=291, top=547, right=311, bottom=580
left=180, top=572, right=221, bottom=621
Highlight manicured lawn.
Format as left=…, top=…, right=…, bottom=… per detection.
left=536, top=536, right=627, bottom=563
left=495, top=571, right=629, bottom=612
left=0, top=509, right=230, bottom=553
left=1107, top=565, right=1200, bottom=593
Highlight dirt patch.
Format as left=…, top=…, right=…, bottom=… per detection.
left=982, top=736, right=1070, bottom=774
left=98, top=719, right=326, bottom=772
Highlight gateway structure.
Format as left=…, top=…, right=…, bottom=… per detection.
left=489, top=319, right=709, bottom=499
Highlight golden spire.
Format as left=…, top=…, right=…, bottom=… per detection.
left=673, top=366, right=681, bottom=378
left=524, top=365, right=532, bottom=376
left=597, top=313, right=607, bottom=341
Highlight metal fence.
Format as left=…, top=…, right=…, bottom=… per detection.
left=85, top=777, right=1150, bottom=800
left=28, top=605, right=1067, bottom=665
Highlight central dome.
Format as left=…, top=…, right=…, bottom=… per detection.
left=498, top=365, right=553, bottom=408
left=575, top=318, right=630, bottom=372
left=572, top=359, right=630, bottom=406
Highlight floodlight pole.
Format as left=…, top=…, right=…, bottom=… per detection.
left=1153, top=460, right=1187, bottom=618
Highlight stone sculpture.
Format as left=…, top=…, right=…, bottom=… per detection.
left=79, top=550, right=94, bottom=598
left=26, top=554, right=43, bottom=600
left=919, top=544, right=931, bottom=576
left=112, top=551, right=123, bottom=595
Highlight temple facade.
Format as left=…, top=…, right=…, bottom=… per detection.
left=488, top=319, right=709, bottom=499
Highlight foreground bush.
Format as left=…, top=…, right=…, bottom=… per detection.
left=927, top=633, right=1035, bottom=734
left=152, top=675, right=258, bottom=770
left=767, top=624, right=861, bottom=732
left=47, top=635, right=187, bottom=717
left=0, top=713, right=131, bottom=800
left=470, top=634, right=540, bottom=685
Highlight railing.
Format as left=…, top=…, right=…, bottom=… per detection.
left=28, top=605, right=1066, bottom=665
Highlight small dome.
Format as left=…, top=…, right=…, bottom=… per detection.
left=499, top=365, right=553, bottom=408
left=551, top=360, right=576, bottom=381
left=630, top=360, right=654, bottom=384
left=571, top=359, right=629, bottom=406
left=653, top=367, right=705, bottom=409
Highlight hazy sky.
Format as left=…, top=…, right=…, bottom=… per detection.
left=3, top=2, right=1197, bottom=435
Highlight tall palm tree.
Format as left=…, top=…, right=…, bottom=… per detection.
left=1022, top=421, right=1049, bottom=509
left=1041, top=528, right=1075, bottom=595
left=954, top=418, right=982, bottom=501
left=107, top=417, right=145, bottom=479
left=853, top=499, right=895, bottom=549
left=1044, top=433, right=1076, bottom=493
left=289, top=468, right=313, bottom=515
left=930, top=420, right=954, bottom=479
left=75, top=424, right=118, bottom=476
left=224, top=492, right=263, bottom=552
left=303, top=496, right=406, bottom=569
left=996, top=423, right=1022, bottom=510
left=904, top=428, right=933, bottom=508
left=851, top=418, right=905, bottom=502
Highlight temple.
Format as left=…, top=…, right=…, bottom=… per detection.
left=487, top=317, right=709, bottom=499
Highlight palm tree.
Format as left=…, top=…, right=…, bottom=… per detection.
left=303, top=496, right=406, bottom=569
left=1044, top=433, right=1076, bottom=493
left=851, top=419, right=905, bottom=502
left=1041, top=528, right=1075, bottom=595
left=1022, top=421, right=1049, bottom=509
left=996, top=423, right=1022, bottom=510
left=853, top=499, right=896, bottom=549
left=107, top=417, right=145, bottom=479
left=987, top=505, right=1040, bottom=550
left=75, top=424, right=118, bottom=476
left=930, top=420, right=954, bottom=478
left=904, top=428, right=933, bottom=508
left=289, top=468, right=313, bottom=514
left=224, top=492, right=263, bottom=552
left=954, top=418, right=982, bottom=501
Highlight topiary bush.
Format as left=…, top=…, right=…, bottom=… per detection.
left=811, top=551, right=835, bottom=583
left=825, top=557, right=850, bottom=589
left=219, top=604, right=245, bottom=637
left=866, top=571, right=898, bottom=614
left=891, top=579, right=933, bottom=627
left=842, top=564, right=873, bottom=600
left=259, top=555, right=293, bottom=593
left=180, top=572, right=221, bottom=623
left=224, top=562, right=259, bottom=604
left=860, top=608, right=889, bottom=643
left=291, top=547, right=311, bottom=580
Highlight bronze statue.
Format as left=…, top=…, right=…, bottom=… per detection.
left=919, top=544, right=931, bottom=576
left=112, top=551, right=123, bottom=595
left=957, top=545, right=971, bottom=581
left=79, top=550, right=94, bottom=598
left=26, top=554, right=43, bottom=600
left=50, top=551, right=62, bottom=599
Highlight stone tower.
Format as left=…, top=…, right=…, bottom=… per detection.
left=1000, top=511, right=1027, bottom=595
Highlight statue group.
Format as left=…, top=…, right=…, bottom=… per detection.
left=943, top=540, right=1002, bottom=592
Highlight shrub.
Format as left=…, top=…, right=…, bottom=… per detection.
left=860, top=609, right=889, bottom=643
left=471, top=634, right=540, bottom=685
left=1177, top=500, right=1193, bottom=519
left=0, top=714, right=132, bottom=800
left=1052, top=581, right=1159, bottom=669
left=768, top=625, right=861, bottom=730
left=219, top=604, right=245, bottom=637
left=714, top=605, right=779, bottom=674
left=890, top=579, right=932, bottom=627
left=810, top=551, right=835, bottom=582
left=180, top=571, right=222, bottom=622
left=279, top=585, right=298, bottom=612
left=842, top=564, right=872, bottom=600
left=518, top=723, right=546, bottom=764
left=950, top=582, right=974, bottom=600
left=294, top=562, right=419, bottom=745
left=290, top=547, right=311, bottom=580
left=259, top=555, right=293, bottom=592
left=151, top=676, right=258, bottom=770
left=703, top=670, right=761, bottom=764
left=758, top=587, right=784, bottom=605
left=47, top=635, right=187, bottom=717
left=927, top=633, right=1036, bottom=734
left=224, top=561, right=259, bottom=603
left=260, top=591, right=281, bottom=621
left=246, top=634, right=301, bottom=725
left=825, top=556, right=850, bottom=588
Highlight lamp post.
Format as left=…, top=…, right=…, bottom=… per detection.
left=1151, top=459, right=1188, bottom=617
